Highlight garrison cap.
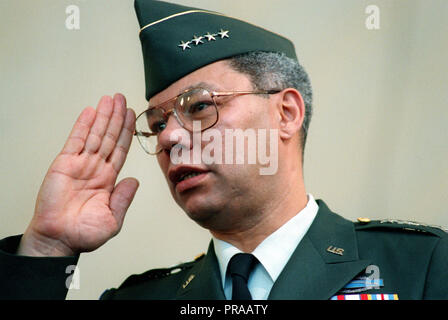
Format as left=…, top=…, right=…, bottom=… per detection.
left=134, top=0, right=298, bottom=100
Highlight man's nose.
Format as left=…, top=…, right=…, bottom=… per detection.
left=157, top=113, right=192, bottom=152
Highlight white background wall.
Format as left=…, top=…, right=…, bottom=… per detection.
left=0, top=0, right=447, bottom=299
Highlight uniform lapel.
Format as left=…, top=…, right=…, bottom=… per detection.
left=268, top=200, right=371, bottom=300
left=175, top=241, right=226, bottom=300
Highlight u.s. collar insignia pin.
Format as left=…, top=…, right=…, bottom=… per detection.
left=327, top=245, right=344, bottom=256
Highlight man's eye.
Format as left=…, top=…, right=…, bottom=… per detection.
left=187, top=101, right=213, bottom=114
left=150, top=121, right=167, bottom=133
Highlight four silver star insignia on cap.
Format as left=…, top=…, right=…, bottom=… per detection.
left=178, top=29, right=230, bottom=51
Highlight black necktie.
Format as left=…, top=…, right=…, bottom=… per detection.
left=228, top=253, right=257, bottom=300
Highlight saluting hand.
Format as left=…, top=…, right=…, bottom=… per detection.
left=18, top=94, right=139, bottom=256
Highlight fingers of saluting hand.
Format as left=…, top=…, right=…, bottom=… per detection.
left=98, top=94, right=127, bottom=159
left=62, top=106, right=96, bottom=155
left=108, top=107, right=136, bottom=174
left=84, top=95, right=115, bottom=155
left=62, top=95, right=114, bottom=155
left=61, top=94, right=136, bottom=171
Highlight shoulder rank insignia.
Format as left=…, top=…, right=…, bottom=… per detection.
left=118, top=259, right=199, bottom=290
left=355, top=217, right=448, bottom=237
left=379, top=219, right=448, bottom=233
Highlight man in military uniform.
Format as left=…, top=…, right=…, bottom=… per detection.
left=0, top=0, right=447, bottom=300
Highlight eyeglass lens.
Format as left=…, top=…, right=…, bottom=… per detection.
left=135, top=88, right=218, bottom=154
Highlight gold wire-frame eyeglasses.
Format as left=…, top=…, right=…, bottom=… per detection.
left=134, top=87, right=281, bottom=155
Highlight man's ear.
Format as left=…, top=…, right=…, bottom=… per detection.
left=276, top=88, right=305, bottom=140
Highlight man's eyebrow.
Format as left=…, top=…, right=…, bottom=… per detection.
left=180, top=82, right=221, bottom=92
left=148, top=82, right=221, bottom=108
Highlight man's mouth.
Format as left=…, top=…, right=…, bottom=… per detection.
left=178, top=171, right=204, bottom=183
left=168, top=166, right=210, bottom=192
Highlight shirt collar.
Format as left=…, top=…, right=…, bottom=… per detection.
left=212, top=194, right=319, bottom=289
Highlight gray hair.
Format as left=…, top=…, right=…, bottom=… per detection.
left=227, top=51, right=313, bottom=155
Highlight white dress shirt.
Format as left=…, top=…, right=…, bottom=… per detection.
left=212, top=194, right=319, bottom=300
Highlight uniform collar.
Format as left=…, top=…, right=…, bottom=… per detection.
left=268, top=199, right=372, bottom=299
left=175, top=199, right=371, bottom=300
left=212, top=194, right=319, bottom=290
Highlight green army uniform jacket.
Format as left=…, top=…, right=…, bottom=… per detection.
left=1, top=200, right=447, bottom=300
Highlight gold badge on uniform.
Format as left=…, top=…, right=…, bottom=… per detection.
left=327, top=246, right=344, bottom=256
left=182, top=274, right=195, bottom=289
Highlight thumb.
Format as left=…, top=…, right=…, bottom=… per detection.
left=110, top=177, right=139, bottom=230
